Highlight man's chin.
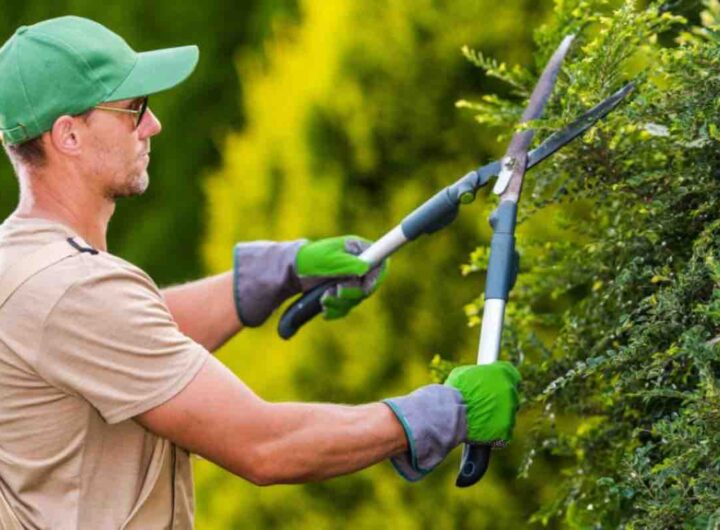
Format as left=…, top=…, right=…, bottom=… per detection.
left=108, top=172, right=150, bottom=199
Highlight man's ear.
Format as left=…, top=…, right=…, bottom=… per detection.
left=50, top=115, right=82, bottom=156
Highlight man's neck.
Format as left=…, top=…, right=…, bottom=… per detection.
left=14, top=168, right=114, bottom=252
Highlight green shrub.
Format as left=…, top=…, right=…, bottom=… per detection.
left=453, top=1, right=720, bottom=526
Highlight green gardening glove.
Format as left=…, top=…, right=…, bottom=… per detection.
left=382, top=360, right=520, bottom=481
left=295, top=235, right=389, bottom=320
left=444, top=361, right=521, bottom=446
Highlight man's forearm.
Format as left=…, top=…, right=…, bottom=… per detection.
left=249, top=402, right=408, bottom=484
left=161, top=271, right=242, bottom=352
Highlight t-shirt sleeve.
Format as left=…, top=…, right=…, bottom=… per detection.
left=38, top=263, right=209, bottom=424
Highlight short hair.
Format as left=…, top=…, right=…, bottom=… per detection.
left=2, top=109, right=93, bottom=169
left=3, top=135, right=47, bottom=167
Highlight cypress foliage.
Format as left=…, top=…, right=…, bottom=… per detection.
left=452, top=1, right=720, bottom=526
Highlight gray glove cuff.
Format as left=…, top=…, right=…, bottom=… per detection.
left=233, top=240, right=306, bottom=327
left=383, top=384, right=467, bottom=482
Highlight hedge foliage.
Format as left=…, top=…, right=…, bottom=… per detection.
left=451, top=0, right=720, bottom=527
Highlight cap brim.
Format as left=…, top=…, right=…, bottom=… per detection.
left=105, top=45, right=199, bottom=102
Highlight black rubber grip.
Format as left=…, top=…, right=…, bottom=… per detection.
left=277, top=281, right=335, bottom=340
left=455, top=444, right=491, bottom=488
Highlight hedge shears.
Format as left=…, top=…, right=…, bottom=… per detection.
left=278, top=35, right=634, bottom=487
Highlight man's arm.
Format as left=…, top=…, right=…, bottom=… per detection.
left=136, top=356, right=407, bottom=485
left=161, top=271, right=242, bottom=352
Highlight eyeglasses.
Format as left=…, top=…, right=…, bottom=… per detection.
left=94, top=96, right=149, bottom=129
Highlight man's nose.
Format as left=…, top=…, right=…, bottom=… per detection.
left=138, top=108, right=162, bottom=138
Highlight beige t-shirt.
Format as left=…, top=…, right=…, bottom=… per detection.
left=0, top=216, right=209, bottom=529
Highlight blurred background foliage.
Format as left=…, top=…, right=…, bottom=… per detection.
left=1, top=0, right=715, bottom=528
left=202, top=0, right=557, bottom=528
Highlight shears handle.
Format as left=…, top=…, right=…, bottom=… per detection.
left=277, top=280, right=335, bottom=339
left=456, top=444, right=492, bottom=487
left=277, top=172, right=488, bottom=340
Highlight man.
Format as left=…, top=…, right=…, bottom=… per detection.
left=0, top=16, right=520, bottom=529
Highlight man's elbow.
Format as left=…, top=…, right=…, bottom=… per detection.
left=243, top=469, right=276, bottom=487
left=239, top=445, right=289, bottom=487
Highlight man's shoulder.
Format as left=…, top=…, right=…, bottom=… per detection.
left=46, top=244, right=156, bottom=291
left=0, top=215, right=156, bottom=291
left=29, top=245, right=163, bottom=319
left=1, top=235, right=157, bottom=318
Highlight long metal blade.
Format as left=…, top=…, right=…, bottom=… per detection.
left=474, top=81, right=635, bottom=184
left=493, top=35, right=575, bottom=198
left=527, top=82, right=634, bottom=168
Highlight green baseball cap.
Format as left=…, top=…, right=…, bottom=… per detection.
left=0, top=16, right=199, bottom=145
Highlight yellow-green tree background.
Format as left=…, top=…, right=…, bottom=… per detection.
left=200, top=0, right=557, bottom=527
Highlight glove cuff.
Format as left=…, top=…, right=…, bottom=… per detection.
left=383, top=384, right=467, bottom=482
left=233, top=240, right=306, bottom=327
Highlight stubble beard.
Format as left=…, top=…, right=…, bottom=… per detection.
left=107, top=169, right=149, bottom=200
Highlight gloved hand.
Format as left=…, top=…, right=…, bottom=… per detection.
left=233, top=235, right=388, bottom=327
left=296, top=236, right=388, bottom=320
left=383, top=361, right=520, bottom=481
